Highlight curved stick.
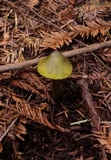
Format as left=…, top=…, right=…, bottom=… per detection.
left=0, top=40, right=111, bottom=73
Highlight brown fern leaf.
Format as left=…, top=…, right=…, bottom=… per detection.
left=12, top=139, right=23, bottom=160
left=10, top=79, right=40, bottom=95
left=13, top=70, right=53, bottom=102
left=0, top=72, right=12, bottom=81
left=40, top=31, right=72, bottom=49
left=74, top=3, right=111, bottom=22
left=0, top=90, right=54, bottom=130
left=0, top=47, right=25, bottom=63
left=15, top=120, right=27, bottom=141
left=1, top=87, right=56, bottom=131
left=9, top=95, right=56, bottom=129
left=1, top=91, right=65, bottom=132
left=86, top=18, right=111, bottom=36
left=1, top=86, right=19, bottom=102
left=9, top=118, right=27, bottom=159
left=71, top=18, right=111, bottom=38
left=18, top=70, right=47, bottom=90
left=22, top=36, right=40, bottom=56
left=0, top=109, right=25, bottom=159
left=0, top=115, right=17, bottom=158
left=22, top=72, right=53, bottom=102
left=0, top=104, right=20, bottom=142
left=93, top=125, right=111, bottom=154
left=0, top=109, right=7, bottom=136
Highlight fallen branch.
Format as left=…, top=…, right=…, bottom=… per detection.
left=63, top=40, right=111, bottom=58
left=0, top=40, right=111, bottom=73
left=78, top=79, right=100, bottom=131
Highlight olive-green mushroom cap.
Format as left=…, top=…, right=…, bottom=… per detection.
left=38, top=51, right=72, bottom=80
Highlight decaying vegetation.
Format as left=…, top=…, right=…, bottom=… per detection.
left=1, top=0, right=111, bottom=159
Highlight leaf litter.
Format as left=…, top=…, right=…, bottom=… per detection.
left=1, top=0, right=111, bottom=159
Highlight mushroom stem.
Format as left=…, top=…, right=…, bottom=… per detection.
left=37, top=50, right=73, bottom=101
left=52, top=80, right=60, bottom=101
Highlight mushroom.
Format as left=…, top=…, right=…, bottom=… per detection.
left=37, top=50, right=72, bottom=100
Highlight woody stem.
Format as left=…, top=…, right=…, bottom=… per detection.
left=52, top=80, right=60, bottom=101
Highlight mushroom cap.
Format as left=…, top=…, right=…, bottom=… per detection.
left=38, top=51, right=72, bottom=80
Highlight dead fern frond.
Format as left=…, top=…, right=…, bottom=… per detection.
left=18, top=70, right=45, bottom=90
left=7, top=94, right=55, bottom=129
left=19, top=71, right=52, bottom=101
left=1, top=87, right=65, bottom=132
left=0, top=72, right=12, bottom=81
left=39, top=18, right=111, bottom=50
left=71, top=18, right=111, bottom=38
left=12, top=139, right=23, bottom=160
left=0, top=87, right=53, bottom=130
left=13, top=70, right=53, bottom=102
left=40, top=31, right=72, bottom=49
left=18, top=36, right=40, bottom=56
left=93, top=124, right=111, bottom=154
left=74, top=3, right=111, bottom=22
left=0, top=106, right=25, bottom=143
left=0, top=48, right=25, bottom=63
left=0, top=114, right=24, bottom=159
left=10, top=79, right=40, bottom=95
left=14, top=120, right=27, bottom=141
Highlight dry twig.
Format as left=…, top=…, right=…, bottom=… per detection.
left=0, top=40, right=111, bottom=73
left=79, top=79, right=100, bottom=131
left=0, top=118, right=18, bottom=142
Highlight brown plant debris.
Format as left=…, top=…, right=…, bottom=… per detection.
left=1, top=0, right=111, bottom=160
left=78, top=79, right=100, bottom=131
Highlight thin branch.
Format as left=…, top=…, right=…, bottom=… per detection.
left=63, top=40, right=111, bottom=57
left=78, top=60, right=100, bottom=130
left=0, top=57, right=41, bottom=73
left=78, top=79, right=100, bottom=131
left=0, top=40, right=111, bottom=73
left=0, top=118, right=18, bottom=142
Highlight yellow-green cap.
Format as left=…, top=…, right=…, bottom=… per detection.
left=38, top=51, right=72, bottom=80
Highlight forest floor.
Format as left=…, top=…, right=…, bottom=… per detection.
left=1, top=0, right=111, bottom=160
